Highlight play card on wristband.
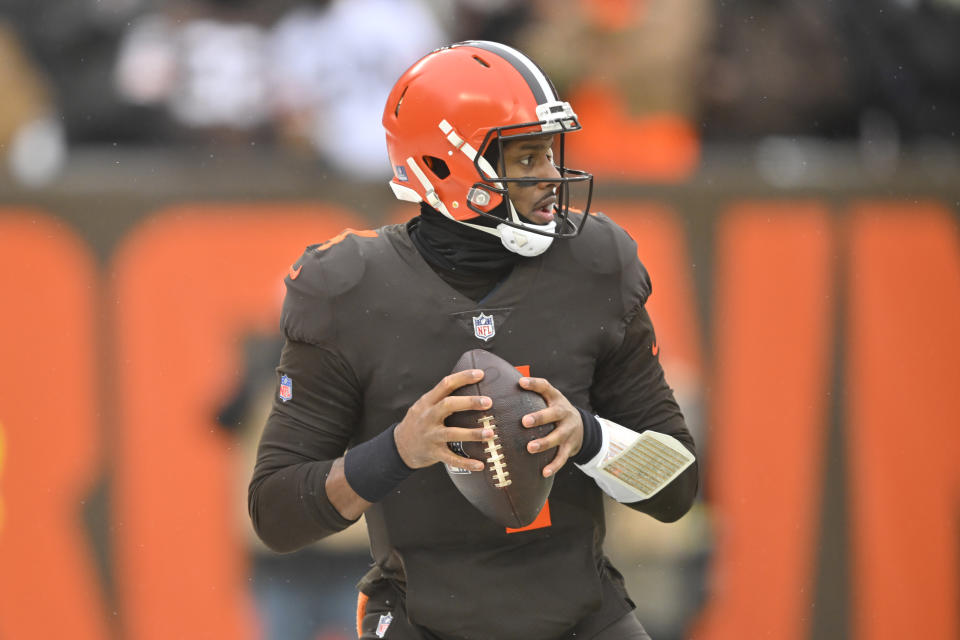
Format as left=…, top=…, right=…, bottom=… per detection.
left=577, top=417, right=695, bottom=503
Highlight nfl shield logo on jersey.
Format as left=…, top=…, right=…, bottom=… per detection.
left=278, top=374, right=293, bottom=403
left=472, top=312, right=495, bottom=341
left=376, top=612, right=393, bottom=637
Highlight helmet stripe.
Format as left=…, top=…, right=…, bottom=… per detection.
left=455, top=40, right=558, bottom=106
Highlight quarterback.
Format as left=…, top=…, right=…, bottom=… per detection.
left=249, top=41, right=698, bottom=639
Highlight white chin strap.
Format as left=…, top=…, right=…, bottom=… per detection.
left=460, top=199, right=556, bottom=257
left=496, top=218, right=556, bottom=257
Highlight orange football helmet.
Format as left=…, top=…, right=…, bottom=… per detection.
left=383, top=40, right=593, bottom=253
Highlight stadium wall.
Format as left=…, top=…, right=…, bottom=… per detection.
left=0, top=150, right=957, bottom=640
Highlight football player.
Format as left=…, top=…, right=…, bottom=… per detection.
left=249, top=40, right=698, bottom=639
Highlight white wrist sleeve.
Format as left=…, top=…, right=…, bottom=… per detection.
left=575, top=417, right=695, bottom=504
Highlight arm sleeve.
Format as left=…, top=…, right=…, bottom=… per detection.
left=590, top=305, right=699, bottom=522
left=248, top=338, right=363, bottom=552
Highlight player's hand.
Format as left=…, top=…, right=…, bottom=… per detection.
left=519, top=376, right=584, bottom=478
left=394, top=369, right=493, bottom=471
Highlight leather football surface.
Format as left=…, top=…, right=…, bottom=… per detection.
left=444, top=349, right=555, bottom=527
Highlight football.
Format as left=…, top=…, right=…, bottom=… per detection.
left=444, top=349, right=555, bottom=528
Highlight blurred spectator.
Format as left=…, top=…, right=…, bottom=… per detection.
left=837, top=0, right=960, bottom=140
left=699, top=0, right=864, bottom=140
left=266, top=0, right=445, bottom=178
left=439, top=0, right=532, bottom=44
left=113, top=0, right=283, bottom=145
left=699, top=0, right=960, bottom=142
left=520, top=0, right=710, bottom=182
left=0, top=20, right=66, bottom=186
left=3, top=0, right=156, bottom=144
left=0, top=21, right=50, bottom=146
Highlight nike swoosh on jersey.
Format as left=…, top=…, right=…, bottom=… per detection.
left=289, top=264, right=302, bottom=280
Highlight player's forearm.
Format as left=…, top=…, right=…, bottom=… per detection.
left=248, top=459, right=357, bottom=552
left=625, top=459, right=698, bottom=522
left=326, top=457, right=373, bottom=520
left=624, top=416, right=698, bottom=521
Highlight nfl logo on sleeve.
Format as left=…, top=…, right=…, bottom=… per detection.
left=472, top=312, right=495, bottom=341
left=376, top=612, right=393, bottom=637
left=278, top=374, right=293, bottom=402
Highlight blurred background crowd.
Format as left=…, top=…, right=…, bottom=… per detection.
left=0, top=2, right=958, bottom=640
left=1, top=0, right=958, bottom=187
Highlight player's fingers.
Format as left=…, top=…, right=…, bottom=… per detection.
left=518, top=376, right=560, bottom=400
left=527, top=412, right=580, bottom=453
left=542, top=447, right=572, bottom=478
left=443, top=425, right=495, bottom=443
left=428, top=370, right=484, bottom=402
left=436, top=394, right=491, bottom=418
left=443, top=453, right=485, bottom=473
left=521, top=405, right=568, bottom=428
left=527, top=427, right=566, bottom=454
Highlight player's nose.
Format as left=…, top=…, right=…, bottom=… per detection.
left=535, top=159, right=561, bottom=185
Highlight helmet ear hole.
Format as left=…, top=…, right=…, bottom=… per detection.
left=422, top=155, right=451, bottom=179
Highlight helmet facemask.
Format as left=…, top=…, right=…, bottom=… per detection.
left=466, top=105, right=594, bottom=241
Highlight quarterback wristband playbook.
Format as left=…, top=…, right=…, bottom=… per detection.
left=576, top=417, right=695, bottom=504
left=343, top=424, right=414, bottom=503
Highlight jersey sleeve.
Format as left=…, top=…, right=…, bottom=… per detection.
left=248, top=243, right=368, bottom=552
left=248, top=338, right=363, bottom=551
left=614, top=225, right=653, bottom=322
left=279, top=239, right=366, bottom=346
left=590, top=288, right=699, bottom=523
left=569, top=212, right=652, bottom=328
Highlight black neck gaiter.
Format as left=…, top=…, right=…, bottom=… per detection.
left=407, top=203, right=522, bottom=301
left=408, top=203, right=523, bottom=273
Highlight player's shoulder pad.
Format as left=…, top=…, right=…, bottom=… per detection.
left=568, top=212, right=651, bottom=307
left=280, top=228, right=382, bottom=345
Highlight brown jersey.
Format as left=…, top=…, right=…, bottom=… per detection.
left=250, top=213, right=697, bottom=639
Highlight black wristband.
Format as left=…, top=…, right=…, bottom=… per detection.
left=572, top=408, right=603, bottom=465
left=343, top=424, right=414, bottom=503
